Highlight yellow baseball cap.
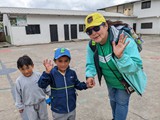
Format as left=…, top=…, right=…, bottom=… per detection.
left=84, top=12, right=106, bottom=32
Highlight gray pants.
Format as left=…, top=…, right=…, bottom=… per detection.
left=52, top=109, right=76, bottom=120
left=25, top=100, right=48, bottom=120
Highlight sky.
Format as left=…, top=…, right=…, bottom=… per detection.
left=0, top=0, right=136, bottom=11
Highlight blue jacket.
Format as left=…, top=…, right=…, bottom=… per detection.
left=38, top=66, right=87, bottom=113
left=86, top=31, right=147, bottom=95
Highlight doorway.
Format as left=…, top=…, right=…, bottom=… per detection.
left=50, top=25, right=58, bottom=42
left=64, top=24, right=69, bottom=40
left=70, top=24, right=77, bottom=39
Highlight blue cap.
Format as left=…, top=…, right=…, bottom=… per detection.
left=54, top=48, right=71, bottom=60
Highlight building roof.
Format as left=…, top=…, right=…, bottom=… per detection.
left=0, top=7, right=135, bottom=18
left=98, top=0, right=141, bottom=10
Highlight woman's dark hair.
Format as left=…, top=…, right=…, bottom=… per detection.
left=106, top=20, right=129, bottom=28
left=17, top=55, right=33, bottom=69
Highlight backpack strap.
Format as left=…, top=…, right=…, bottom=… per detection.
left=93, top=48, right=102, bottom=85
left=109, top=25, right=131, bottom=45
left=89, top=40, right=96, bottom=52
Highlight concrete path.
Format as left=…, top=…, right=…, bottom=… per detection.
left=0, top=35, right=160, bottom=120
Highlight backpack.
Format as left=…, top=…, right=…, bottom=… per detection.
left=89, top=25, right=143, bottom=53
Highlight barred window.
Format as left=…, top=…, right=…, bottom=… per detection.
left=141, top=1, right=151, bottom=9
left=25, top=25, right=40, bottom=34
left=141, top=22, right=152, bottom=29
left=79, top=24, right=85, bottom=32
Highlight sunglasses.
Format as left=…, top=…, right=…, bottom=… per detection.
left=86, top=23, right=105, bottom=35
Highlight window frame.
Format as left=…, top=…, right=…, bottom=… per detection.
left=79, top=24, right=85, bottom=32
left=25, top=24, right=41, bottom=35
left=141, top=22, right=152, bottom=29
left=141, top=1, right=151, bottom=9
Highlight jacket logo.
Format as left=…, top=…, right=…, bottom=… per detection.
left=70, top=76, right=74, bottom=79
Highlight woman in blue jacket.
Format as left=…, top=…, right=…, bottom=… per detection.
left=38, top=48, right=88, bottom=120
left=84, top=12, right=147, bottom=120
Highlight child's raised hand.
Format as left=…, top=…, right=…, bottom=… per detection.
left=43, top=59, right=54, bottom=73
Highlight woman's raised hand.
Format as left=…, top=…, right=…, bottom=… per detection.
left=112, top=33, right=130, bottom=59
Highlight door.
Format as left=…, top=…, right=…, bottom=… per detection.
left=133, top=23, right=136, bottom=33
left=64, top=24, right=69, bottom=40
left=50, top=25, right=58, bottom=42
left=71, top=24, right=77, bottom=39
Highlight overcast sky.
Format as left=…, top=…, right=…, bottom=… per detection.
left=0, top=0, right=136, bottom=11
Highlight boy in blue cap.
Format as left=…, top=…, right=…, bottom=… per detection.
left=38, top=48, right=88, bottom=120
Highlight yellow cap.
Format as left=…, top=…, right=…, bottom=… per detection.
left=84, top=12, right=106, bottom=32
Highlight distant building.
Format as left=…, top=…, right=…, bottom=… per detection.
left=0, top=1, right=160, bottom=46
left=0, top=7, right=137, bottom=45
left=98, top=0, right=160, bottom=35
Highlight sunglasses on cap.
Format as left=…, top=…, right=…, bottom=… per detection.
left=86, top=23, right=105, bottom=35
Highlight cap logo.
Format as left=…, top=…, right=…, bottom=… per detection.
left=87, top=16, right=93, bottom=23
left=60, top=48, right=65, bottom=53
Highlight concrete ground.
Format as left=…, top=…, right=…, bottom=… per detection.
left=0, top=35, right=160, bottom=120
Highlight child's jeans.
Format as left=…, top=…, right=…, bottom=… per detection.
left=107, top=85, right=131, bottom=120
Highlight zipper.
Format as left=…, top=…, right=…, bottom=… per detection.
left=64, top=76, right=69, bottom=112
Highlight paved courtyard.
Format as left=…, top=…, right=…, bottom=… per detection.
left=0, top=35, right=160, bottom=120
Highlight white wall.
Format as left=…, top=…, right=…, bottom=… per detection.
left=105, top=7, right=117, bottom=13
left=136, top=17, right=160, bottom=34
left=11, top=15, right=88, bottom=45
left=134, top=0, right=160, bottom=18
left=9, top=0, right=160, bottom=46
left=132, top=0, right=160, bottom=34
left=117, top=6, right=123, bottom=13
left=3, top=14, right=13, bottom=43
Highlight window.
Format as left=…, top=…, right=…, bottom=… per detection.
left=79, top=24, right=85, bottom=32
left=10, top=15, right=27, bottom=26
left=141, top=22, right=152, bottom=29
left=10, top=18, right=17, bottom=26
left=141, top=1, right=151, bottom=9
left=25, top=25, right=40, bottom=34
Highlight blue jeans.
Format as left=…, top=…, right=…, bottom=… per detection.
left=107, top=85, right=131, bottom=120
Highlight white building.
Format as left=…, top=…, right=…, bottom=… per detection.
left=98, top=0, right=160, bottom=35
left=1, top=2, right=159, bottom=46
left=0, top=7, right=137, bottom=45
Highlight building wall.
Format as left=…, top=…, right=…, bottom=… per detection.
left=132, top=0, right=160, bottom=34
left=103, top=3, right=134, bottom=16
left=117, top=5, right=123, bottom=13
left=133, top=0, right=160, bottom=18
left=104, top=7, right=117, bottom=13
left=3, top=14, right=12, bottom=43
left=136, top=17, right=160, bottom=34
left=10, top=14, right=137, bottom=45
left=123, top=4, right=133, bottom=16
left=11, top=15, right=88, bottom=45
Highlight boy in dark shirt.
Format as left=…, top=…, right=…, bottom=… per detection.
left=38, top=48, right=89, bottom=120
